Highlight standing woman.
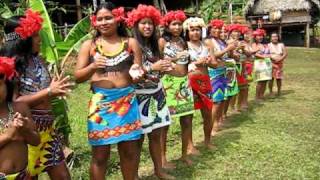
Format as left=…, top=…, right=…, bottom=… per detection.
left=126, top=5, right=174, bottom=179
left=183, top=17, right=217, bottom=149
left=2, top=10, right=72, bottom=179
left=74, top=3, right=144, bottom=180
left=268, top=32, right=287, bottom=96
left=160, top=11, right=198, bottom=165
left=252, top=29, right=272, bottom=102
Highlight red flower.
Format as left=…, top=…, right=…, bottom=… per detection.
left=0, top=56, right=17, bottom=80
left=112, top=7, right=126, bottom=23
left=126, top=4, right=162, bottom=28
left=90, top=15, right=97, bottom=27
left=14, top=9, right=43, bottom=39
left=253, top=28, right=266, bottom=37
left=226, top=24, right=243, bottom=33
left=161, top=10, right=187, bottom=26
left=240, top=26, right=251, bottom=34
left=209, top=19, right=224, bottom=29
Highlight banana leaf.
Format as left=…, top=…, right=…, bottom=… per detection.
left=51, top=97, right=71, bottom=138
left=29, top=0, right=59, bottom=63
left=0, top=3, right=14, bottom=19
left=64, top=16, right=91, bottom=43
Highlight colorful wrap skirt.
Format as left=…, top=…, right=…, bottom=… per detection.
left=254, top=58, right=272, bottom=82
left=87, top=86, right=142, bottom=146
left=28, top=110, right=64, bottom=176
left=136, top=83, right=171, bottom=134
left=272, top=62, right=283, bottom=79
left=0, top=168, right=29, bottom=180
left=225, top=59, right=239, bottom=97
left=236, top=62, right=248, bottom=87
left=189, top=73, right=213, bottom=110
left=208, top=67, right=228, bottom=103
left=162, top=75, right=194, bottom=117
left=244, top=61, right=254, bottom=83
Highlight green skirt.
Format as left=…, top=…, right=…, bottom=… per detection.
left=162, top=75, right=194, bottom=118
left=225, top=59, right=239, bottom=97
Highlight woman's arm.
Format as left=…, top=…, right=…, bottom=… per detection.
left=129, top=38, right=143, bottom=67
left=0, top=131, right=14, bottom=149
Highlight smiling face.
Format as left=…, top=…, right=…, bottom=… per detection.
left=168, top=20, right=183, bottom=37
left=210, top=27, right=221, bottom=39
left=255, top=35, right=264, bottom=43
left=271, top=33, right=279, bottom=43
left=244, top=31, right=252, bottom=42
left=219, top=27, right=227, bottom=41
left=188, top=26, right=202, bottom=41
left=95, top=8, right=117, bottom=36
left=138, top=18, right=154, bottom=38
left=230, top=30, right=240, bottom=40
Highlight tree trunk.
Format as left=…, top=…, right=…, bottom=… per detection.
left=76, top=0, right=82, bottom=21
left=305, top=23, right=310, bottom=48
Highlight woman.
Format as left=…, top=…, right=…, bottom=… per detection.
left=184, top=17, right=217, bottom=149
left=160, top=11, right=198, bottom=165
left=0, top=56, right=40, bottom=179
left=268, top=32, right=287, bottom=96
left=74, top=3, right=144, bottom=180
left=2, top=10, right=72, bottom=179
left=241, top=27, right=255, bottom=109
left=252, top=29, right=272, bottom=102
left=127, top=5, right=174, bottom=179
left=206, top=20, right=236, bottom=135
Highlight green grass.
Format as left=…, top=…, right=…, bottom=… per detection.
left=66, top=48, right=320, bottom=179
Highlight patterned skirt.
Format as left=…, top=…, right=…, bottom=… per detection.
left=244, top=61, right=254, bottom=83
left=189, top=73, right=213, bottom=110
left=225, top=59, right=239, bottom=97
left=28, top=109, right=64, bottom=176
left=208, top=67, right=228, bottom=103
left=136, top=83, right=171, bottom=134
left=162, top=75, right=194, bottom=117
left=87, top=86, right=142, bottom=146
left=254, top=58, right=272, bottom=82
left=272, top=62, right=283, bottom=79
left=236, top=62, right=248, bottom=87
left=0, top=168, right=29, bottom=180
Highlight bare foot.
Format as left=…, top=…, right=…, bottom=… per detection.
left=162, top=161, right=176, bottom=170
left=155, top=170, right=175, bottom=180
left=187, top=147, right=201, bottom=156
left=204, top=142, right=215, bottom=150
left=211, top=130, right=218, bottom=137
left=180, top=157, right=193, bottom=166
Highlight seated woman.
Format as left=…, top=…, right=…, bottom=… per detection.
left=0, top=56, right=40, bottom=179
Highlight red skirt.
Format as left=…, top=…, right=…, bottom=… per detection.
left=236, top=62, right=248, bottom=86
left=189, top=73, right=213, bottom=110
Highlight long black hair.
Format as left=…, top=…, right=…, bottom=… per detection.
left=0, top=16, right=32, bottom=74
left=92, top=2, right=128, bottom=40
left=132, top=21, right=160, bottom=58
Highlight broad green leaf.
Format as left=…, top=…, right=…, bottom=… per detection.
left=0, top=3, right=14, bottom=19
left=64, top=16, right=91, bottom=43
left=29, top=0, right=59, bottom=62
left=39, top=30, right=58, bottom=63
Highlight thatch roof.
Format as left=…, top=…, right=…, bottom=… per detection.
left=244, top=0, right=320, bottom=15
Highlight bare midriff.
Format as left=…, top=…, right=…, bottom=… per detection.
left=0, top=140, right=27, bottom=174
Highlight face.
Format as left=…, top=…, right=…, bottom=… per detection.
left=244, top=32, right=252, bottom=42
left=210, top=27, right=220, bottom=38
left=230, top=31, right=240, bottom=40
left=0, top=76, right=7, bottom=103
left=271, top=34, right=279, bottom=43
left=188, top=26, right=201, bottom=41
left=255, top=35, right=263, bottom=43
left=95, top=8, right=117, bottom=36
left=168, top=20, right=183, bottom=37
left=32, top=32, right=41, bottom=53
left=138, top=18, right=154, bottom=38
left=220, top=28, right=227, bottom=40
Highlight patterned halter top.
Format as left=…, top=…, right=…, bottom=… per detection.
left=163, top=37, right=189, bottom=65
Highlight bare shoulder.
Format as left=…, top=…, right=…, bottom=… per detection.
left=158, top=37, right=167, bottom=45
left=128, top=37, right=139, bottom=47
left=81, top=39, right=94, bottom=49
left=11, top=102, right=30, bottom=117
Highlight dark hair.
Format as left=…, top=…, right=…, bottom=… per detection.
left=0, top=16, right=32, bottom=74
left=92, top=2, right=128, bottom=39
left=184, top=27, right=203, bottom=42
left=4, top=80, right=14, bottom=102
left=206, top=26, right=213, bottom=38
left=133, top=21, right=160, bottom=58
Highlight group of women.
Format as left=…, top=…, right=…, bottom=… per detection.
left=0, top=2, right=287, bottom=180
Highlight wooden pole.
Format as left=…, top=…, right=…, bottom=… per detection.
left=76, top=0, right=82, bottom=21
left=305, top=23, right=310, bottom=48
left=278, top=24, right=282, bottom=40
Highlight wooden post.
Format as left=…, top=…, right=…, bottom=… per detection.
left=195, top=0, right=199, bottom=13
left=278, top=24, right=282, bottom=40
left=305, top=23, right=310, bottom=48
left=76, top=0, right=82, bottom=21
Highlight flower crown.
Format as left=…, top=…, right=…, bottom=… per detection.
left=240, top=26, right=252, bottom=34
left=126, top=4, right=162, bottom=28
left=226, top=24, right=244, bottom=33
left=183, top=17, right=206, bottom=31
left=253, top=28, right=266, bottom=37
left=209, top=19, right=224, bottom=29
left=161, top=10, right=187, bottom=26
left=0, top=56, right=17, bottom=80
left=90, top=7, right=126, bottom=27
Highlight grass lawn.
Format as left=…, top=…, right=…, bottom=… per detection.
left=66, top=48, right=320, bottom=179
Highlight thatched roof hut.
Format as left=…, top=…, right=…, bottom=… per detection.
left=244, top=0, right=320, bottom=47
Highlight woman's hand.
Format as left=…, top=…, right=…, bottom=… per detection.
left=129, top=64, right=144, bottom=81
left=91, top=54, right=106, bottom=70
left=49, top=72, right=74, bottom=97
left=151, top=59, right=173, bottom=72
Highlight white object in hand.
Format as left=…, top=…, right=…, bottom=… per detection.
left=188, top=63, right=197, bottom=72
left=129, top=64, right=144, bottom=80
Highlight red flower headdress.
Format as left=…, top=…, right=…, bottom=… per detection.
left=126, top=4, right=162, bottom=28
left=226, top=24, right=243, bottom=33
left=253, top=28, right=266, bottom=37
left=240, top=26, right=252, bottom=34
left=161, top=10, right=187, bottom=26
left=14, top=9, right=43, bottom=40
left=90, top=7, right=126, bottom=27
left=0, top=57, right=17, bottom=80
left=209, top=19, right=224, bottom=29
